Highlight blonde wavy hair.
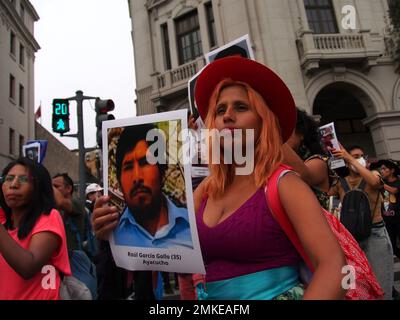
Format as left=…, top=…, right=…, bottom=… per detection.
left=203, top=79, right=284, bottom=197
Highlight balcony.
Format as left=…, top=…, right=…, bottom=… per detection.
left=150, top=56, right=206, bottom=102
left=297, top=31, right=383, bottom=75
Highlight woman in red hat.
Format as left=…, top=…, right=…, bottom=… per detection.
left=91, top=57, right=347, bottom=300
left=192, top=56, right=346, bottom=300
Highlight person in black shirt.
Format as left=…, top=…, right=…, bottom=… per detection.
left=379, top=159, right=400, bottom=258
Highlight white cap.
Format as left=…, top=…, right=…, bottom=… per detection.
left=85, top=183, right=103, bottom=196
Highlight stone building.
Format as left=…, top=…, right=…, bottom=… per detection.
left=128, top=0, right=400, bottom=159
left=0, top=0, right=40, bottom=170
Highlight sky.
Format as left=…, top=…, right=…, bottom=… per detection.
left=30, top=0, right=136, bottom=150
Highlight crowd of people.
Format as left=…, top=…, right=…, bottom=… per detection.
left=0, top=56, right=399, bottom=300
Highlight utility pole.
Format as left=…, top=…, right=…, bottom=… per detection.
left=58, top=90, right=98, bottom=201
left=76, top=91, right=89, bottom=201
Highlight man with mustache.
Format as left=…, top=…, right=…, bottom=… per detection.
left=113, top=123, right=193, bottom=249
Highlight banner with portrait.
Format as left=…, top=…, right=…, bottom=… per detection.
left=22, top=140, right=48, bottom=163
left=22, top=142, right=41, bottom=163
left=102, top=109, right=205, bottom=274
left=318, top=122, right=346, bottom=169
left=204, top=34, right=255, bottom=64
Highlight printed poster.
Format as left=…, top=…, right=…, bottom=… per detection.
left=318, top=122, right=346, bottom=169
left=204, top=34, right=255, bottom=63
left=187, top=68, right=209, bottom=179
left=26, top=139, right=48, bottom=164
left=102, top=109, right=205, bottom=274
left=22, top=142, right=41, bottom=163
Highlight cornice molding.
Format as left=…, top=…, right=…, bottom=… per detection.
left=146, top=0, right=171, bottom=11
left=0, top=1, right=40, bottom=52
left=23, top=0, right=40, bottom=21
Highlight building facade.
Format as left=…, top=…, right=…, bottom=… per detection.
left=129, top=0, right=400, bottom=159
left=0, top=0, right=40, bottom=170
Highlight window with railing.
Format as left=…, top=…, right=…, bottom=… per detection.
left=205, top=2, right=217, bottom=48
left=175, top=10, right=203, bottom=65
left=161, top=23, right=172, bottom=70
left=304, top=0, right=338, bottom=34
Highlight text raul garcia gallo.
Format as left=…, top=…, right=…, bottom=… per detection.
left=128, top=251, right=182, bottom=266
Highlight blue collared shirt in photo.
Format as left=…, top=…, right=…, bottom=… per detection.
left=114, top=196, right=193, bottom=249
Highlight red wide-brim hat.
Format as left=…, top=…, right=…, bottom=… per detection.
left=194, top=56, right=296, bottom=142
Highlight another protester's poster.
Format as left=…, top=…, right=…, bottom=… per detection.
left=26, top=140, right=48, bottom=164
left=188, top=67, right=206, bottom=128
left=22, top=142, right=41, bottom=163
left=318, top=122, right=346, bottom=169
left=102, top=109, right=205, bottom=274
left=188, top=68, right=209, bottom=180
left=204, top=34, right=255, bottom=64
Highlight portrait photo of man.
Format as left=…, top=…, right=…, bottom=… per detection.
left=205, top=34, right=254, bottom=64
left=111, top=123, right=193, bottom=249
left=22, top=142, right=41, bottom=163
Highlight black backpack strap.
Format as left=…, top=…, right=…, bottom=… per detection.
left=339, top=177, right=350, bottom=192
left=355, top=179, right=379, bottom=217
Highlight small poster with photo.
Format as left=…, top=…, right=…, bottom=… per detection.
left=318, top=122, right=346, bottom=169
left=22, top=142, right=41, bottom=163
left=26, top=140, right=48, bottom=164
left=102, top=109, right=205, bottom=274
left=205, top=34, right=255, bottom=64
left=188, top=68, right=209, bottom=180
left=188, top=67, right=207, bottom=128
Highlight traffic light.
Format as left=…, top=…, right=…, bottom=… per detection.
left=95, top=98, right=115, bottom=147
left=52, top=99, right=70, bottom=134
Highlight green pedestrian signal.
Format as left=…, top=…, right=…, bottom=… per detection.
left=56, top=119, right=66, bottom=131
left=52, top=99, right=70, bottom=134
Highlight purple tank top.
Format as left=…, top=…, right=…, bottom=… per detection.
left=197, top=187, right=301, bottom=282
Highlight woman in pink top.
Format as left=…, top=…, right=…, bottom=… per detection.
left=0, top=157, right=70, bottom=300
